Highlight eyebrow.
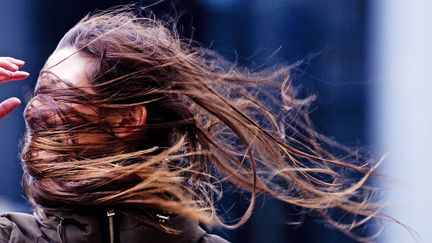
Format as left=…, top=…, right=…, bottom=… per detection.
left=34, top=70, right=76, bottom=95
left=39, top=70, right=74, bottom=86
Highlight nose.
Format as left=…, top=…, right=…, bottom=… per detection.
left=24, top=97, right=42, bottom=122
left=24, top=96, right=59, bottom=132
left=24, top=99, right=44, bottom=132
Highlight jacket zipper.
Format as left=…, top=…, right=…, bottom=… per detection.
left=107, top=209, right=115, bottom=243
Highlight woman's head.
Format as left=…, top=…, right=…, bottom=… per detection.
left=28, top=47, right=148, bottom=149
left=27, top=11, right=189, bottom=150
left=21, top=7, right=383, bottom=239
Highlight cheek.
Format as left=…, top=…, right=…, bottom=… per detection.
left=74, top=132, right=112, bottom=144
left=33, top=150, right=58, bottom=161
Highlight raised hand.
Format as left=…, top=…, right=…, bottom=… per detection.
left=0, top=57, right=29, bottom=119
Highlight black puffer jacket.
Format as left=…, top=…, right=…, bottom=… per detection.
left=0, top=209, right=229, bottom=243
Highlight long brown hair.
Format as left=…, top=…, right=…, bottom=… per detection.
left=21, top=6, right=385, bottom=241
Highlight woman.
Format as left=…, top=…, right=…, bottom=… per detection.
left=0, top=7, right=383, bottom=243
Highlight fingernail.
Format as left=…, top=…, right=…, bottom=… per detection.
left=14, top=59, right=25, bottom=65
left=21, top=71, right=30, bottom=76
left=9, top=97, right=21, bottom=105
left=11, top=64, right=19, bottom=71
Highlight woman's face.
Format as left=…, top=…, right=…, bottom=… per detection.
left=27, top=47, right=111, bottom=145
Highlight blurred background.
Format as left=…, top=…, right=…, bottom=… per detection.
left=0, top=0, right=430, bottom=242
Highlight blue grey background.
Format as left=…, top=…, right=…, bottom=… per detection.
left=0, top=1, right=371, bottom=242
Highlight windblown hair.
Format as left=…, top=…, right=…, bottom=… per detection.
left=21, top=7, right=384, bottom=241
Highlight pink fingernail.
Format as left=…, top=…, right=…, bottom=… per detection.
left=14, top=59, right=25, bottom=65
left=7, top=97, right=21, bottom=105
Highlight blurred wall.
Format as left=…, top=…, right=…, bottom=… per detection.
left=370, top=1, right=432, bottom=242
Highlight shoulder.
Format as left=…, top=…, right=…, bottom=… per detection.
left=199, top=233, right=231, bottom=243
left=0, top=212, right=48, bottom=243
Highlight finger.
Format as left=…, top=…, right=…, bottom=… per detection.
left=1, top=57, right=25, bottom=68
left=0, top=97, right=21, bottom=120
left=0, top=70, right=29, bottom=83
left=0, top=59, right=19, bottom=71
left=9, top=71, right=30, bottom=81
left=0, top=67, right=13, bottom=78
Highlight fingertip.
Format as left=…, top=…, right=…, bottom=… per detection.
left=0, top=97, right=21, bottom=119
left=17, top=71, right=30, bottom=77
left=9, top=97, right=21, bottom=105
left=11, top=71, right=30, bottom=80
left=12, top=58, right=25, bottom=66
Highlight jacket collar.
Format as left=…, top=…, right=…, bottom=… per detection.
left=36, top=207, right=208, bottom=243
